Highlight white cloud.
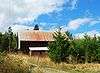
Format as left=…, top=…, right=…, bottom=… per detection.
left=66, top=0, right=78, bottom=10
left=0, top=14, right=6, bottom=24
left=12, top=23, right=58, bottom=33
left=90, top=20, right=100, bottom=26
left=0, top=0, right=64, bottom=32
left=12, top=24, right=47, bottom=33
left=0, top=0, right=80, bottom=32
left=12, top=25, right=33, bottom=33
left=75, top=30, right=100, bottom=39
left=67, top=17, right=100, bottom=30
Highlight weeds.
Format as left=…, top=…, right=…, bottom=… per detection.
left=0, top=52, right=100, bottom=73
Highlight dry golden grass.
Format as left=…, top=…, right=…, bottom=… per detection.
left=0, top=52, right=100, bottom=73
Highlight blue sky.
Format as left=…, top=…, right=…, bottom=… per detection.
left=36, top=0, right=100, bottom=34
left=0, top=0, right=100, bottom=37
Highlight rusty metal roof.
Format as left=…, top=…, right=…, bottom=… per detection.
left=18, top=30, right=54, bottom=41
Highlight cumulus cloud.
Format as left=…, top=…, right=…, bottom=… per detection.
left=75, top=30, right=100, bottom=39
left=67, top=17, right=100, bottom=30
left=0, top=0, right=80, bottom=32
left=0, top=0, right=65, bottom=32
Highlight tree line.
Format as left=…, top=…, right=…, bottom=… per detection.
left=48, top=29, right=100, bottom=64
left=0, top=24, right=40, bottom=53
left=0, top=27, right=100, bottom=64
left=0, top=27, right=17, bottom=52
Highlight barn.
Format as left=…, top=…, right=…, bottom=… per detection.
left=17, top=30, right=54, bottom=56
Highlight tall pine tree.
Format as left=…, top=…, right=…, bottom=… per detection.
left=48, top=29, right=70, bottom=63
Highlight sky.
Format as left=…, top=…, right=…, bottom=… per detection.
left=0, top=0, right=100, bottom=37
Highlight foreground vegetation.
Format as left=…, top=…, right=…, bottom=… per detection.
left=48, top=29, right=100, bottom=64
left=0, top=53, right=100, bottom=73
left=0, top=27, right=100, bottom=64
left=0, top=27, right=100, bottom=73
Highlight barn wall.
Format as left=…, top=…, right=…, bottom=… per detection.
left=20, top=41, right=49, bottom=53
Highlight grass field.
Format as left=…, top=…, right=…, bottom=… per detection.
left=0, top=53, right=100, bottom=73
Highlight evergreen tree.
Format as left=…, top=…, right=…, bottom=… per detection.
left=48, top=29, right=70, bottom=63
left=88, top=35, right=98, bottom=62
left=34, top=24, right=39, bottom=30
left=83, top=34, right=89, bottom=63
left=0, top=32, right=2, bottom=52
left=72, top=39, right=85, bottom=63
left=0, top=32, right=2, bottom=45
left=96, top=37, right=100, bottom=62
left=8, top=27, right=13, bottom=51
left=0, top=27, right=17, bottom=52
left=1, top=32, right=9, bottom=51
left=65, top=31, right=73, bottom=40
left=65, top=31, right=74, bottom=63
